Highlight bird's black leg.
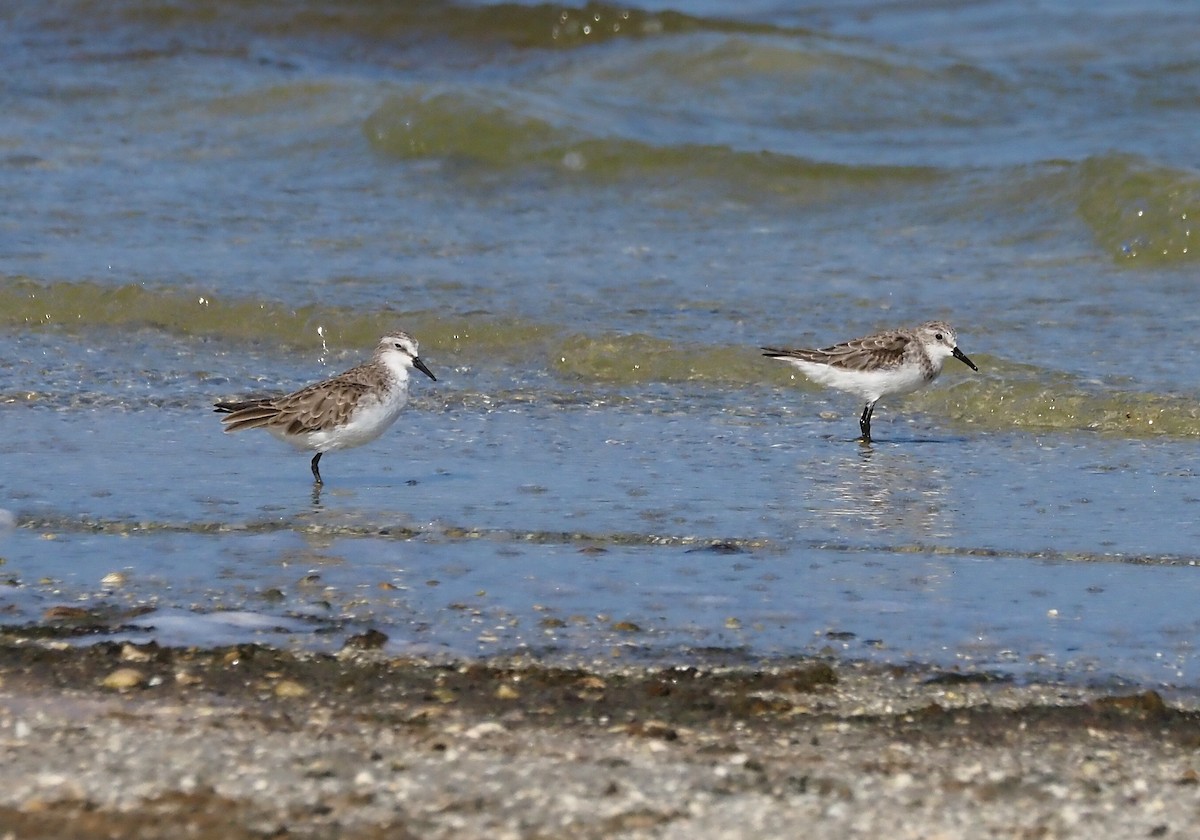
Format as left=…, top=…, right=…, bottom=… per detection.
left=859, top=401, right=877, bottom=443
left=310, top=453, right=324, bottom=485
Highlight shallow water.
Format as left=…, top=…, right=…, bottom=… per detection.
left=3, top=0, right=1200, bottom=690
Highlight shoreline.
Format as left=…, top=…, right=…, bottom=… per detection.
left=1, top=640, right=1199, bottom=838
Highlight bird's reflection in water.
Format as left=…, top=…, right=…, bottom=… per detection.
left=813, top=445, right=953, bottom=540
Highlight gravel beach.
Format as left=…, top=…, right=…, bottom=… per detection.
left=1, top=639, right=1198, bottom=839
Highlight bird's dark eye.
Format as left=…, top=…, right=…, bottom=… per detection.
left=935, top=333, right=944, bottom=340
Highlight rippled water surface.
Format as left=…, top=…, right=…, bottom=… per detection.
left=2, top=0, right=1200, bottom=690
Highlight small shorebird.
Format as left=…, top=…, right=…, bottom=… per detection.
left=762, top=320, right=978, bottom=443
left=215, top=331, right=436, bottom=484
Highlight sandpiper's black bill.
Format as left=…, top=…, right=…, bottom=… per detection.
left=414, top=357, right=437, bottom=381
left=952, top=347, right=979, bottom=371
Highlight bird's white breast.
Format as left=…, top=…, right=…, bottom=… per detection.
left=785, top=359, right=934, bottom=402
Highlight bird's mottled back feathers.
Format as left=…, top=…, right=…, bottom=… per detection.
left=763, top=329, right=913, bottom=373
left=216, top=359, right=387, bottom=435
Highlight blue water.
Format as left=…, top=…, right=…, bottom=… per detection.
left=2, top=0, right=1200, bottom=690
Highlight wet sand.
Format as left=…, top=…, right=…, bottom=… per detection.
left=1, top=637, right=1198, bottom=839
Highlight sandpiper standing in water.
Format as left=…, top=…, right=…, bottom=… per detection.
left=215, top=331, right=436, bottom=484
left=763, top=320, right=978, bottom=443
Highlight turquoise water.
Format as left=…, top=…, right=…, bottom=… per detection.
left=2, top=0, right=1200, bottom=689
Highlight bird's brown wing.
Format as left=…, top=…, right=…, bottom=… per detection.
left=820, top=331, right=910, bottom=371
left=214, top=398, right=281, bottom=433
left=265, top=376, right=374, bottom=435
left=764, top=330, right=910, bottom=372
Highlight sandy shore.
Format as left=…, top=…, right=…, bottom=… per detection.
left=0, top=639, right=1198, bottom=839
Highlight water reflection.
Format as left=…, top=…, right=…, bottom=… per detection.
left=809, top=445, right=953, bottom=539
